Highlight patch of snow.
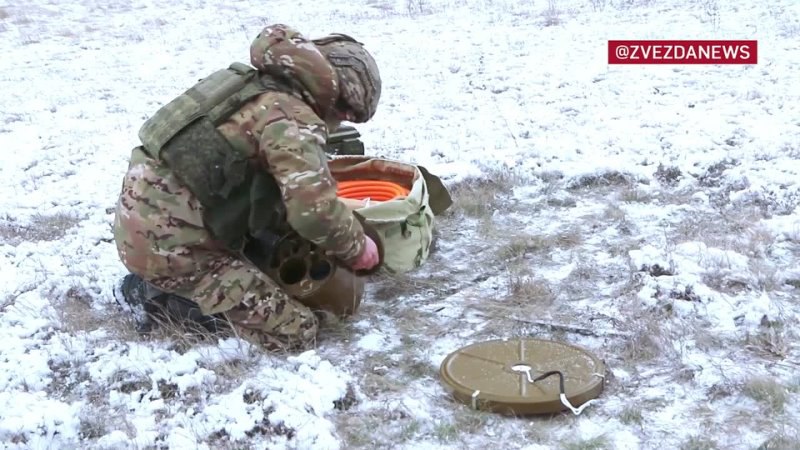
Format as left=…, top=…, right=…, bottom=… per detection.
left=1, top=0, right=799, bottom=447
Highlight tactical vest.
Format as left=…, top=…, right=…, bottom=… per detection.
left=137, top=62, right=294, bottom=251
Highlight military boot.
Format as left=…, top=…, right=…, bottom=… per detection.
left=161, top=293, right=229, bottom=334
left=117, top=273, right=161, bottom=333
left=117, top=273, right=229, bottom=335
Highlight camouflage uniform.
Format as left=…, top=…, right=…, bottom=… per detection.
left=113, top=25, right=380, bottom=351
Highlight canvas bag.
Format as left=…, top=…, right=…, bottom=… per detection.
left=328, top=155, right=452, bottom=274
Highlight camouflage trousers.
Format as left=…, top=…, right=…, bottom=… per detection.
left=113, top=147, right=318, bottom=351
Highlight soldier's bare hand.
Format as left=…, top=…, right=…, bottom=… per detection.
left=351, top=236, right=379, bottom=271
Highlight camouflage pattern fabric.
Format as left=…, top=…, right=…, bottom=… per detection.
left=314, top=35, right=382, bottom=123
left=249, top=24, right=340, bottom=125
left=216, top=87, right=366, bottom=265
left=114, top=147, right=318, bottom=351
left=113, top=24, right=374, bottom=351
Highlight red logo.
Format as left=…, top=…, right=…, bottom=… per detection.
left=608, top=40, right=757, bottom=64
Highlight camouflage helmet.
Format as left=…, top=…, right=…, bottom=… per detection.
left=250, top=25, right=339, bottom=119
left=313, top=34, right=381, bottom=123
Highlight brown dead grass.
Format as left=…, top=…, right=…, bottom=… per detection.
left=370, top=271, right=460, bottom=300
left=50, top=286, right=110, bottom=334
left=615, top=304, right=679, bottom=366
left=0, top=212, right=81, bottom=245
left=446, top=169, right=522, bottom=219
left=742, top=376, right=789, bottom=414
left=497, top=226, right=583, bottom=262
left=619, top=185, right=653, bottom=203
left=743, top=317, right=792, bottom=361
left=567, top=170, right=638, bottom=191
left=507, top=275, right=556, bottom=305
left=758, top=425, right=800, bottom=450
left=77, top=403, right=136, bottom=441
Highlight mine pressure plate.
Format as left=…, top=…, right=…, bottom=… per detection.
left=439, top=338, right=606, bottom=416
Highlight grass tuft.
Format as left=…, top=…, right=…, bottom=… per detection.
left=757, top=426, right=800, bottom=450
left=447, top=169, right=522, bottom=218
left=742, top=376, right=788, bottom=414
left=567, top=170, right=637, bottom=191
left=680, top=435, right=718, bottom=450
left=0, top=212, right=81, bottom=244
left=561, top=435, right=610, bottom=450
left=619, top=405, right=644, bottom=426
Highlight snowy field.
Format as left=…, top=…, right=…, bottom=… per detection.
left=2, top=0, right=800, bottom=448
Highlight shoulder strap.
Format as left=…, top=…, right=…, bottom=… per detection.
left=138, top=62, right=277, bottom=158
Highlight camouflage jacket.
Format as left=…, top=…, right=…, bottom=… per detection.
left=216, top=88, right=365, bottom=264
left=226, top=24, right=366, bottom=264
left=116, top=24, right=366, bottom=276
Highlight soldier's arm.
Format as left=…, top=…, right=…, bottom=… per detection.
left=258, top=108, right=366, bottom=265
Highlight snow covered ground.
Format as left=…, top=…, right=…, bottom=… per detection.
left=2, top=0, right=800, bottom=448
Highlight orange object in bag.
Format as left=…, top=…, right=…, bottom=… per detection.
left=336, top=180, right=410, bottom=201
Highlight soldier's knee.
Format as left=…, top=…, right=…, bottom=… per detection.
left=285, top=307, right=320, bottom=348
left=239, top=311, right=318, bottom=352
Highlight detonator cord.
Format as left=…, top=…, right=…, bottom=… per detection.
left=531, top=370, right=597, bottom=415
left=508, top=365, right=603, bottom=415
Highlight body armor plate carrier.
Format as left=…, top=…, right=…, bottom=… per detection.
left=137, top=63, right=295, bottom=250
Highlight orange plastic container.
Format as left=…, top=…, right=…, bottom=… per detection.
left=336, top=180, right=410, bottom=201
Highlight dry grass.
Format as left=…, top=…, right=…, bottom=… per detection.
left=497, top=226, right=583, bottom=261
left=317, top=316, right=358, bottom=343
left=140, top=309, right=260, bottom=357
left=697, top=158, right=739, bottom=188
left=405, top=0, right=429, bottom=16
left=47, top=343, right=142, bottom=445
left=589, top=0, right=608, bottom=12
left=432, top=408, right=491, bottom=443
left=616, top=306, right=679, bottom=366
left=701, top=260, right=750, bottom=295
left=498, top=234, right=554, bottom=260
left=0, top=212, right=81, bottom=244
left=561, top=435, right=610, bottom=450
left=49, top=285, right=110, bottom=334
left=370, top=271, right=459, bottom=300
left=680, top=435, right=719, bottom=450
left=77, top=402, right=137, bottom=442
left=567, top=170, right=637, bottom=191
left=446, top=169, right=522, bottom=218
left=618, top=185, right=652, bottom=203
left=344, top=308, right=442, bottom=402
left=618, top=405, right=644, bottom=426
left=742, top=225, right=776, bottom=258
left=620, top=324, right=668, bottom=363
left=673, top=216, right=781, bottom=295
left=462, top=261, right=559, bottom=336
left=601, top=203, right=636, bottom=236
left=667, top=206, right=769, bottom=252
left=336, top=404, right=424, bottom=448
left=654, top=164, right=683, bottom=186
left=742, top=376, right=789, bottom=414
left=507, top=275, right=556, bottom=305
left=542, top=0, right=561, bottom=26
left=748, top=260, right=781, bottom=292
left=758, top=425, right=800, bottom=450
left=46, top=289, right=279, bottom=447
left=559, top=258, right=600, bottom=297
